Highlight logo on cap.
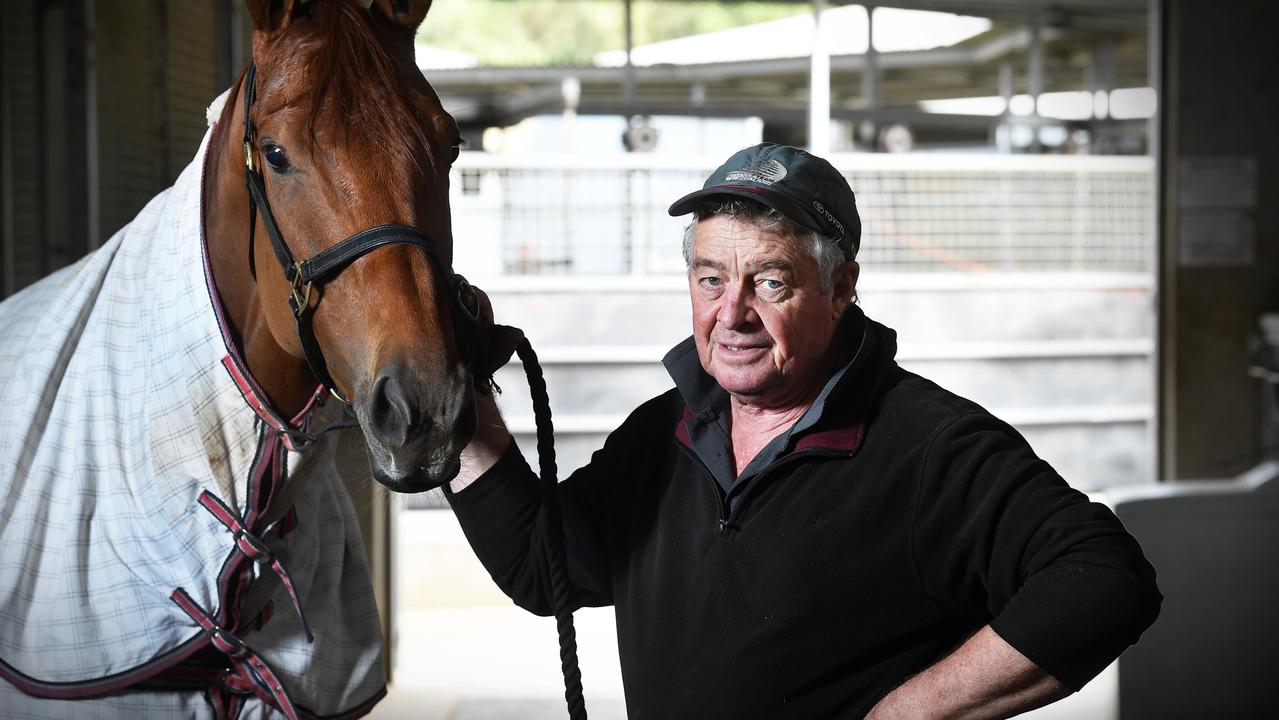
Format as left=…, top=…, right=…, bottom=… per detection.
left=725, top=159, right=788, bottom=186
left=812, top=200, right=845, bottom=238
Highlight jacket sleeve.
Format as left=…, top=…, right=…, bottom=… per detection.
left=910, top=411, right=1162, bottom=690
left=444, top=399, right=662, bottom=616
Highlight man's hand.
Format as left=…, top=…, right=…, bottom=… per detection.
left=865, top=625, right=1070, bottom=720
left=454, top=285, right=521, bottom=493
left=471, top=284, right=524, bottom=392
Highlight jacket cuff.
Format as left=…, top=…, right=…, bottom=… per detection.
left=444, top=440, right=533, bottom=502
left=988, top=562, right=1161, bottom=691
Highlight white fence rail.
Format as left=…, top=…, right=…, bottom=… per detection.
left=449, top=153, right=1154, bottom=277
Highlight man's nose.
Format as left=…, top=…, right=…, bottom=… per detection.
left=716, top=282, right=752, bottom=328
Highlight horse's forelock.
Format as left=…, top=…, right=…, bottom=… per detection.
left=261, top=1, right=437, bottom=183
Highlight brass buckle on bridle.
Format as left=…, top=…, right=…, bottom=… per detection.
left=289, top=261, right=313, bottom=318
left=244, top=140, right=255, bottom=172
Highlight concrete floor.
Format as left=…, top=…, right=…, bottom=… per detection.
left=372, top=605, right=627, bottom=720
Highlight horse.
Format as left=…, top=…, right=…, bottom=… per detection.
left=0, top=0, right=477, bottom=717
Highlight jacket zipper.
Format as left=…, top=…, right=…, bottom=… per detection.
left=727, top=448, right=855, bottom=531
left=673, top=441, right=734, bottom=534
left=676, top=441, right=850, bottom=535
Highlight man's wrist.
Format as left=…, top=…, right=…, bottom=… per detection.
left=451, top=392, right=511, bottom=493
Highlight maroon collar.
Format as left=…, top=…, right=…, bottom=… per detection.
left=674, top=405, right=868, bottom=455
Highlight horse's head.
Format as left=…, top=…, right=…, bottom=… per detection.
left=237, top=0, right=474, bottom=492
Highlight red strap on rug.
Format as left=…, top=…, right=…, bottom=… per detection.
left=198, top=490, right=314, bottom=642
left=171, top=587, right=301, bottom=720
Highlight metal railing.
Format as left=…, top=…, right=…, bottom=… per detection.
left=449, top=153, right=1153, bottom=277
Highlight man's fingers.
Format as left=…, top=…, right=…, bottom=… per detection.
left=473, top=286, right=496, bottom=326
left=464, top=283, right=525, bottom=386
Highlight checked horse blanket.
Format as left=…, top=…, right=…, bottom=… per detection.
left=0, top=124, right=385, bottom=718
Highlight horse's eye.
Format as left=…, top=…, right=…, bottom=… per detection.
left=263, top=143, right=291, bottom=172
left=449, top=139, right=465, bottom=164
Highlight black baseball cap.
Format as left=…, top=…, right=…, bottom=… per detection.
left=668, top=143, right=861, bottom=258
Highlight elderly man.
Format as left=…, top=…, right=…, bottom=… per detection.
left=450, top=143, right=1161, bottom=718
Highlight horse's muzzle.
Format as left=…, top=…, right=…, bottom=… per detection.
left=371, top=458, right=462, bottom=493
left=357, top=361, right=476, bottom=493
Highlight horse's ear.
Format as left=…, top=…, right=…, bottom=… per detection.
left=245, top=0, right=308, bottom=34
left=370, top=0, right=432, bottom=32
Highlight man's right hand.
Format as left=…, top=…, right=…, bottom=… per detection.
left=454, top=284, right=519, bottom=492
left=471, top=284, right=525, bottom=393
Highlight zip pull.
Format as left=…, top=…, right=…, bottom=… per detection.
left=718, top=518, right=729, bottom=534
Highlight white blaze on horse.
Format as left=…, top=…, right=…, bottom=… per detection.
left=0, top=1, right=480, bottom=717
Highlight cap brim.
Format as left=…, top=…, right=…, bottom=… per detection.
left=668, top=186, right=823, bottom=237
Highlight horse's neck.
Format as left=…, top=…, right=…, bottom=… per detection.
left=204, top=95, right=316, bottom=418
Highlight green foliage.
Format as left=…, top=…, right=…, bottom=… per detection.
left=417, top=0, right=806, bottom=66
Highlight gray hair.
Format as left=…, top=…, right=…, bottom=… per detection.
left=681, top=198, right=849, bottom=294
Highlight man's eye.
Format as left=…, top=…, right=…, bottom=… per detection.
left=760, top=279, right=784, bottom=291
left=700, top=277, right=721, bottom=288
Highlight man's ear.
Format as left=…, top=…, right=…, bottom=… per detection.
left=371, top=0, right=432, bottom=32
left=244, top=0, right=307, bottom=35
left=831, top=260, right=860, bottom=317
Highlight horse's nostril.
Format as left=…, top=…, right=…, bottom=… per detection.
left=368, top=373, right=418, bottom=447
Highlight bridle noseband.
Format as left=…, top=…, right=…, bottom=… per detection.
left=241, top=63, right=481, bottom=405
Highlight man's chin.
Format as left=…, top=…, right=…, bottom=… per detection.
left=709, top=367, right=775, bottom=400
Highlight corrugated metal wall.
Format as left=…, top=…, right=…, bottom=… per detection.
left=95, top=0, right=168, bottom=243
left=166, top=1, right=221, bottom=177
left=2, top=2, right=47, bottom=293
left=94, top=0, right=226, bottom=250
left=0, top=0, right=238, bottom=297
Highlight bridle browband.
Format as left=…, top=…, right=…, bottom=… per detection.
left=241, top=62, right=481, bottom=405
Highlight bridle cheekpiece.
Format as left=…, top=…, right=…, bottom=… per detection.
left=240, top=62, right=482, bottom=406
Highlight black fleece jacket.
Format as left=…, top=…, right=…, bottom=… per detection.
left=446, top=306, right=1161, bottom=719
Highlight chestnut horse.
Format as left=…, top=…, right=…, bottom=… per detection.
left=0, top=0, right=478, bottom=717
left=213, top=0, right=478, bottom=492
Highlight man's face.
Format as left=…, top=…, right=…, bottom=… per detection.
left=688, top=214, right=856, bottom=409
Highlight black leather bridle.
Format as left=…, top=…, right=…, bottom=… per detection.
left=242, top=66, right=582, bottom=720
left=241, top=63, right=481, bottom=405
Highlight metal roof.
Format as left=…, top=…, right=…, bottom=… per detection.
left=429, top=1, right=1150, bottom=145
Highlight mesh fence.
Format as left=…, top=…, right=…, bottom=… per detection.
left=449, top=155, right=1153, bottom=276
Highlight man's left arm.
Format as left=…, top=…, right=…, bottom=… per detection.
left=866, top=625, right=1068, bottom=719
left=892, top=411, right=1162, bottom=718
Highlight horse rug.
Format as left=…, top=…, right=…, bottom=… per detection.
left=0, top=122, right=386, bottom=718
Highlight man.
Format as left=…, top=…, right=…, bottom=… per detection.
left=450, top=143, right=1161, bottom=718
